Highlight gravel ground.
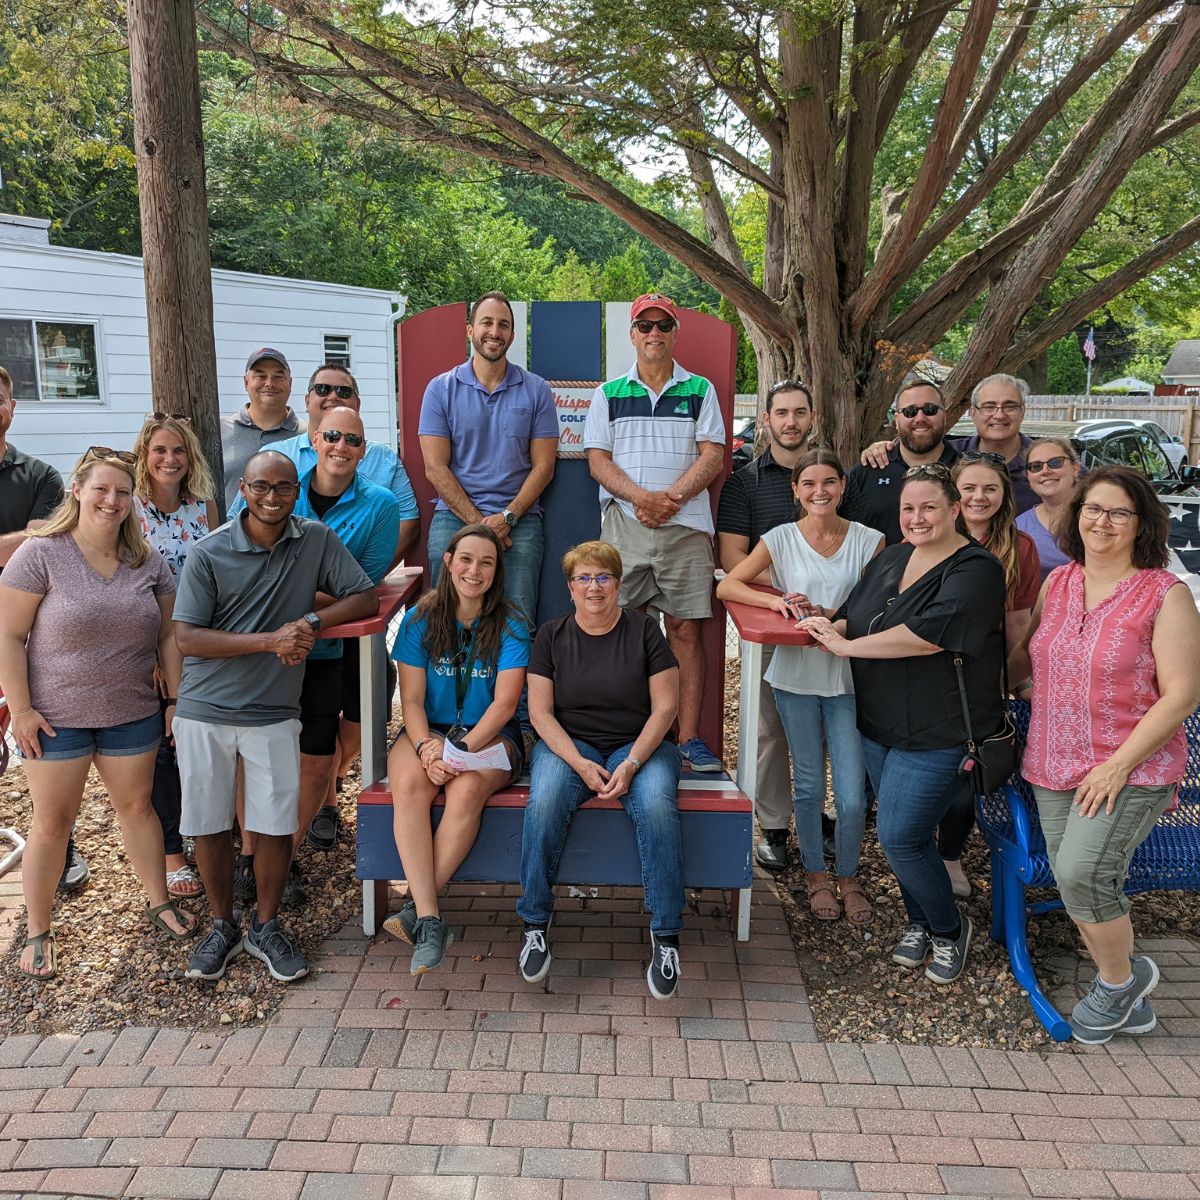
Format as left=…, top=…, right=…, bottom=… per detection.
left=0, top=664, right=1195, bottom=1046
left=720, top=658, right=1200, bottom=1051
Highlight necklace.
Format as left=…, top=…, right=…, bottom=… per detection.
left=74, top=530, right=119, bottom=560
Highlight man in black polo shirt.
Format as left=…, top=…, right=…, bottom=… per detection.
left=717, top=379, right=812, bottom=869
left=0, top=364, right=90, bottom=893
left=841, top=379, right=959, bottom=544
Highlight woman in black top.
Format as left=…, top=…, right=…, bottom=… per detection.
left=800, top=465, right=1004, bottom=985
left=517, top=539, right=683, bottom=1001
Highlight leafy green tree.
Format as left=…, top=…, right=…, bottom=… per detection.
left=546, top=250, right=597, bottom=301
left=1046, top=336, right=1088, bottom=394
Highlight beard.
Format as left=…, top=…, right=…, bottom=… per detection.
left=898, top=425, right=944, bottom=455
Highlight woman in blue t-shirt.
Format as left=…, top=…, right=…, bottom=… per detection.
left=384, top=524, right=529, bottom=974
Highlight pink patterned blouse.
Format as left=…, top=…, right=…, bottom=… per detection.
left=1024, top=562, right=1186, bottom=790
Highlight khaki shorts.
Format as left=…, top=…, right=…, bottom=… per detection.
left=601, top=504, right=714, bottom=619
left=175, top=716, right=302, bottom=838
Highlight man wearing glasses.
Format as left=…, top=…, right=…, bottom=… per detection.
left=842, top=378, right=960, bottom=545
left=173, top=451, right=377, bottom=985
left=269, top=363, right=419, bottom=569
left=584, top=293, right=726, bottom=773
left=219, top=348, right=305, bottom=509
left=860, top=372, right=1037, bottom=516
left=419, top=292, right=559, bottom=629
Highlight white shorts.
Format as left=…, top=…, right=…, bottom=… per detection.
left=174, top=717, right=301, bottom=837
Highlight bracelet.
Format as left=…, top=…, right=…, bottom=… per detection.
left=163, top=697, right=177, bottom=705
left=414, top=737, right=428, bottom=756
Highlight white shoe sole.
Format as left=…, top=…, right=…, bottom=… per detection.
left=1070, top=959, right=1161, bottom=1042
left=185, top=939, right=243, bottom=981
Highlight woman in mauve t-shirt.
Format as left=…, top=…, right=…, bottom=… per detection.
left=0, top=448, right=197, bottom=980
left=1013, top=466, right=1200, bottom=1044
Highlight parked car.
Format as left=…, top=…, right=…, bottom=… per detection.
left=730, top=415, right=758, bottom=470
left=1075, top=419, right=1187, bottom=474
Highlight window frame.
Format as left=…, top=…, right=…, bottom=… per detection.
left=0, top=313, right=106, bottom=405
left=322, top=332, right=352, bottom=370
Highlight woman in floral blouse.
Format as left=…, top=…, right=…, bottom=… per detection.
left=134, top=413, right=221, bottom=897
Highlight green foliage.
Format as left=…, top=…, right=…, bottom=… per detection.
left=1045, top=336, right=1088, bottom=394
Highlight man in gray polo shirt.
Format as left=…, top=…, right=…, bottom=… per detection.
left=219, top=348, right=306, bottom=508
left=173, top=451, right=377, bottom=984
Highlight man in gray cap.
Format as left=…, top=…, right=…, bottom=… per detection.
left=219, top=348, right=306, bottom=508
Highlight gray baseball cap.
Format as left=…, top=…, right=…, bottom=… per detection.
left=245, top=347, right=291, bottom=373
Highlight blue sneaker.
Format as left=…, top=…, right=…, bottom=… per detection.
left=679, top=738, right=723, bottom=773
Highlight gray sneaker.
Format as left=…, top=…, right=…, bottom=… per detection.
left=1070, top=956, right=1160, bottom=1045
left=382, top=899, right=417, bottom=944
left=1118, top=996, right=1157, bottom=1036
left=186, top=918, right=243, bottom=981
left=410, top=915, right=453, bottom=975
left=891, top=924, right=931, bottom=968
left=925, top=913, right=973, bottom=985
left=244, top=913, right=308, bottom=983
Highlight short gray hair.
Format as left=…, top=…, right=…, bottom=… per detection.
left=971, top=373, right=1029, bottom=406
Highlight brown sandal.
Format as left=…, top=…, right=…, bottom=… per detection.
left=805, top=871, right=842, bottom=921
left=839, top=876, right=873, bottom=925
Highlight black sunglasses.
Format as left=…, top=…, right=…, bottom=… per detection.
left=311, top=382, right=356, bottom=399
left=632, top=318, right=677, bottom=334
left=321, top=429, right=365, bottom=447
left=1027, top=455, right=1073, bottom=473
left=960, top=450, right=1008, bottom=468
left=898, top=403, right=943, bottom=419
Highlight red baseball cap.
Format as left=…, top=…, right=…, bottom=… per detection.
left=630, top=293, right=680, bottom=324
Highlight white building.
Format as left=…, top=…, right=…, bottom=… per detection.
left=0, top=213, right=405, bottom=479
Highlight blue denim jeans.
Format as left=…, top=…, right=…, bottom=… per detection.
left=861, top=737, right=964, bottom=937
left=517, top=738, right=684, bottom=936
left=772, top=689, right=867, bottom=876
left=428, top=508, right=544, bottom=630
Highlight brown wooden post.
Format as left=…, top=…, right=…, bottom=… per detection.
left=128, top=0, right=224, bottom=515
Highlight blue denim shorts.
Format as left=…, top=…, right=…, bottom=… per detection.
left=20, top=710, right=164, bottom=762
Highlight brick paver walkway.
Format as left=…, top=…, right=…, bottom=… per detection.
left=2, top=874, right=1199, bottom=1199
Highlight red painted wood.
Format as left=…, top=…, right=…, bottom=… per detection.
left=724, top=585, right=817, bottom=647
left=317, top=567, right=423, bottom=639
left=357, top=780, right=750, bottom=813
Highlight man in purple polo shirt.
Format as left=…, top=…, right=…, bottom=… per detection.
left=418, top=292, right=558, bottom=628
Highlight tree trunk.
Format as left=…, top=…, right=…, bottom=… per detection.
left=128, top=0, right=223, bottom=514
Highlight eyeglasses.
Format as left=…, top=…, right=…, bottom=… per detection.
left=960, top=451, right=1008, bottom=467
left=321, top=429, right=365, bottom=447
left=632, top=318, right=677, bottom=334
left=311, top=382, right=356, bottom=399
left=245, top=480, right=299, bottom=498
left=83, top=446, right=137, bottom=466
left=1027, top=456, right=1073, bottom=473
left=897, top=403, right=944, bottom=419
left=973, top=402, right=1024, bottom=415
left=570, top=573, right=616, bottom=587
left=903, top=463, right=952, bottom=480
left=1080, top=501, right=1136, bottom=525
left=151, top=411, right=192, bottom=424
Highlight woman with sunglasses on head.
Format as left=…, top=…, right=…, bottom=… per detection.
left=1011, top=467, right=1200, bottom=1043
left=939, top=454, right=1040, bottom=896
left=717, top=450, right=883, bottom=924
left=518, top=541, right=684, bottom=999
left=384, top=524, right=528, bottom=975
left=0, top=448, right=198, bottom=979
left=1015, top=438, right=1082, bottom=583
left=133, top=413, right=221, bottom=900
left=799, top=465, right=1005, bottom=985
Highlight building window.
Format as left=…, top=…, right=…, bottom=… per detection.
left=324, top=334, right=351, bottom=369
left=0, top=317, right=101, bottom=401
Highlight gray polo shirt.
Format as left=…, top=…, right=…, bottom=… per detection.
left=219, top=405, right=306, bottom=507
left=174, top=514, right=372, bottom=726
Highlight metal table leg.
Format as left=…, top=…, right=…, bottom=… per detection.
left=360, top=629, right=388, bottom=936
left=732, top=636, right=762, bottom=942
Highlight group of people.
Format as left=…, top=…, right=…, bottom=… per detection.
left=717, top=373, right=1200, bottom=1042
left=0, top=292, right=1196, bottom=1041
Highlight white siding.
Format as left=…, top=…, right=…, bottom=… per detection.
left=0, top=242, right=403, bottom=479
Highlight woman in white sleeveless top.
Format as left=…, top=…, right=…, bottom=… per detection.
left=717, top=449, right=882, bottom=923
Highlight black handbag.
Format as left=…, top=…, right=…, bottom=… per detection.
left=953, top=654, right=1019, bottom=796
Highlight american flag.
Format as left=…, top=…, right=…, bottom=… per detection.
left=1083, top=327, right=1096, bottom=361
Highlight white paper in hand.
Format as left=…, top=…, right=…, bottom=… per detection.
left=441, top=740, right=512, bottom=773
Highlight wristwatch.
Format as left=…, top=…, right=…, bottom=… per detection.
left=302, top=611, right=321, bottom=632
left=627, top=756, right=643, bottom=772
left=502, top=509, right=519, bottom=528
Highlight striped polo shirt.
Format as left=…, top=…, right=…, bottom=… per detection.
left=583, top=362, right=725, bottom=534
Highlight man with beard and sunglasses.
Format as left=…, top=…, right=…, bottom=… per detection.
left=841, top=379, right=960, bottom=545
left=419, top=293, right=558, bottom=632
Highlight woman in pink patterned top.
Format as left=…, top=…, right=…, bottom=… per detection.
left=134, top=414, right=220, bottom=898
left=1014, top=466, right=1200, bottom=1044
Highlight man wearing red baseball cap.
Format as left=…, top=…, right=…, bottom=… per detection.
left=583, top=294, right=726, bottom=773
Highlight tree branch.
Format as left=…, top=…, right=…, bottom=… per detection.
left=846, top=0, right=999, bottom=336
left=874, top=0, right=959, bottom=150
